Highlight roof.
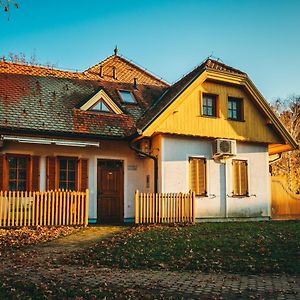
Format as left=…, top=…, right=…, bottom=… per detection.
left=138, top=58, right=246, bottom=129
left=0, top=55, right=296, bottom=152
left=86, top=55, right=169, bottom=87
left=0, top=56, right=167, bottom=139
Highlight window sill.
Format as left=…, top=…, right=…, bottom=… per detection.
left=200, top=115, right=219, bottom=119
left=227, top=118, right=245, bottom=122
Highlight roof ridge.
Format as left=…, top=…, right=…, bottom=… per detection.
left=85, top=54, right=169, bottom=86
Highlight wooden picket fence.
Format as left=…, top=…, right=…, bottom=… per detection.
left=0, top=190, right=89, bottom=227
left=135, top=191, right=195, bottom=224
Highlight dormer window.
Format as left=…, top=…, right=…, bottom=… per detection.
left=119, top=90, right=136, bottom=104
left=80, top=89, right=123, bottom=114
left=88, top=99, right=112, bottom=113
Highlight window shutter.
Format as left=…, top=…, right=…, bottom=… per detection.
left=189, top=158, right=206, bottom=196
left=232, top=160, right=248, bottom=196
left=0, top=154, right=8, bottom=191
left=46, top=156, right=57, bottom=190
left=31, top=156, right=40, bottom=191
left=78, top=158, right=88, bottom=191
left=240, top=161, right=248, bottom=196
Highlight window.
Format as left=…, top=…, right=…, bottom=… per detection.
left=119, top=90, right=136, bottom=103
left=202, top=94, right=217, bottom=117
left=8, top=156, right=28, bottom=191
left=88, top=99, right=112, bottom=113
left=232, top=159, right=248, bottom=196
left=59, top=158, right=77, bottom=190
left=228, top=97, right=243, bottom=121
left=189, top=157, right=207, bottom=196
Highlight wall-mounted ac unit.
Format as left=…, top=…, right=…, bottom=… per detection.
left=212, top=139, right=236, bottom=159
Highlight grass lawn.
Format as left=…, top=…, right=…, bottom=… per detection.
left=64, top=221, right=300, bottom=274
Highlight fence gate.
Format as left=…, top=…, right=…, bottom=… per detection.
left=271, top=176, right=300, bottom=220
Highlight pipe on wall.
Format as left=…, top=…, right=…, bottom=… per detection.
left=129, top=138, right=158, bottom=193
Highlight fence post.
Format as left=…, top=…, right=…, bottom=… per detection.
left=192, top=191, right=196, bottom=224
left=85, top=189, right=89, bottom=227
left=135, top=190, right=139, bottom=224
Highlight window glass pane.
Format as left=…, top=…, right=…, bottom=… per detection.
left=68, top=170, right=75, bottom=181
left=60, top=159, right=67, bottom=170
left=60, top=170, right=66, bottom=181
left=19, top=158, right=27, bottom=169
left=18, top=181, right=26, bottom=191
left=90, top=100, right=111, bottom=112
left=203, top=94, right=216, bottom=117
left=19, top=169, right=27, bottom=180
left=9, top=169, right=16, bottom=180
left=68, top=159, right=76, bottom=170
left=68, top=182, right=76, bottom=191
left=119, top=90, right=136, bottom=103
left=8, top=157, right=17, bottom=169
left=59, top=182, right=67, bottom=190
left=9, top=181, right=16, bottom=191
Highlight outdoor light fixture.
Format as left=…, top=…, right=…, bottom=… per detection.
left=1, top=135, right=100, bottom=147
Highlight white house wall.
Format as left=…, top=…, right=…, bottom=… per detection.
left=160, top=135, right=270, bottom=220
left=1, top=140, right=146, bottom=223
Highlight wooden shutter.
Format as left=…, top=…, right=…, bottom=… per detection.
left=232, top=160, right=248, bottom=196
left=46, top=156, right=58, bottom=190
left=31, top=156, right=40, bottom=191
left=189, top=157, right=206, bottom=196
left=78, top=158, right=88, bottom=191
left=0, top=154, right=8, bottom=191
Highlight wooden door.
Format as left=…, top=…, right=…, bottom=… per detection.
left=97, top=159, right=124, bottom=224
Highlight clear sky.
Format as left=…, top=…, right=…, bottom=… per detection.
left=1, top=0, right=299, bottom=102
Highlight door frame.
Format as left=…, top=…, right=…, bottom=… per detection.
left=96, top=158, right=125, bottom=224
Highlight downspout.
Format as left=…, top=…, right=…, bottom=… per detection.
left=129, top=136, right=159, bottom=193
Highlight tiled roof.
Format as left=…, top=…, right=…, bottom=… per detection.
left=0, top=61, right=93, bottom=80
left=0, top=56, right=246, bottom=139
left=0, top=57, right=167, bottom=139
left=137, top=59, right=246, bottom=129
left=86, top=55, right=169, bottom=87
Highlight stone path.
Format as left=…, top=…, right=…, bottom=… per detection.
left=1, top=226, right=300, bottom=299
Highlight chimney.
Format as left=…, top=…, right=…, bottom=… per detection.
left=112, top=66, right=117, bottom=80
left=133, top=77, right=138, bottom=89
left=99, top=65, right=103, bottom=78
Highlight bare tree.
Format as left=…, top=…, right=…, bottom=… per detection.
left=1, top=51, right=57, bottom=68
left=0, top=0, right=18, bottom=13
left=272, top=96, right=300, bottom=193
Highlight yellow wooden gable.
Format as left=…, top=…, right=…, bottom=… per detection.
left=142, top=68, right=297, bottom=151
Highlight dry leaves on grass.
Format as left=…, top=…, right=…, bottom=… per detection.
left=0, top=226, right=82, bottom=252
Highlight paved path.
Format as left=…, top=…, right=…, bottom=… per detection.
left=1, top=226, right=300, bottom=299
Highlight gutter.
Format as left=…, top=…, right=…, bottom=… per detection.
left=269, top=153, right=282, bottom=165
left=129, top=135, right=158, bottom=193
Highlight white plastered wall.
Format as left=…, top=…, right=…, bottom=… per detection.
left=1, top=140, right=146, bottom=222
left=160, top=135, right=270, bottom=219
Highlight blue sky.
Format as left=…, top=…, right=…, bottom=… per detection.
left=1, top=0, right=299, bottom=102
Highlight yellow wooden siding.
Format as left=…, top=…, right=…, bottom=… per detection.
left=145, top=79, right=281, bottom=144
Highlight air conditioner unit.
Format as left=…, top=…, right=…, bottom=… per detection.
left=212, top=139, right=236, bottom=159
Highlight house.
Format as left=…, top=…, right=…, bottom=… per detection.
left=0, top=50, right=297, bottom=224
